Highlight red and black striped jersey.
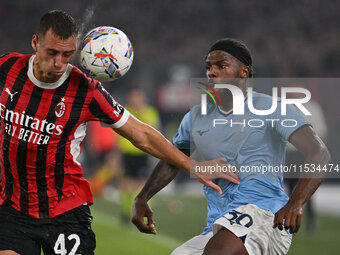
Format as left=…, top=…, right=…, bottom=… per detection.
left=0, top=52, right=129, bottom=218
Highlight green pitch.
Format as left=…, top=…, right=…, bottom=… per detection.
left=92, top=194, right=340, bottom=255
left=92, top=210, right=178, bottom=255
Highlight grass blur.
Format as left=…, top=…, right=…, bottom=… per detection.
left=92, top=193, right=340, bottom=255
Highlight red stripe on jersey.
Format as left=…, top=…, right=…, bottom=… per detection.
left=27, top=89, right=55, bottom=217
left=0, top=54, right=30, bottom=210
left=46, top=73, right=81, bottom=216
left=0, top=54, right=22, bottom=206
left=0, top=56, right=20, bottom=201
left=0, top=52, right=23, bottom=66
left=11, top=80, right=36, bottom=214
left=30, top=79, right=70, bottom=218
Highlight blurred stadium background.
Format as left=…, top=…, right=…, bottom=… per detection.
left=0, top=0, right=339, bottom=254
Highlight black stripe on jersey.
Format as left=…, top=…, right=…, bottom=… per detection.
left=89, top=83, right=125, bottom=124
left=0, top=56, right=20, bottom=96
left=88, top=98, right=114, bottom=124
left=1, top=56, right=21, bottom=203
left=2, top=60, right=27, bottom=205
left=17, top=86, right=44, bottom=215
left=55, top=75, right=89, bottom=201
left=96, top=83, right=113, bottom=103
left=36, top=80, right=69, bottom=218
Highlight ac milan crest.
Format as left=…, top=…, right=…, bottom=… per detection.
left=55, top=98, right=66, bottom=118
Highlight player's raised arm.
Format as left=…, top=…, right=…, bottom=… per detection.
left=273, top=125, right=331, bottom=233
left=114, top=114, right=240, bottom=194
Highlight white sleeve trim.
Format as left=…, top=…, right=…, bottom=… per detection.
left=111, top=109, right=130, bottom=129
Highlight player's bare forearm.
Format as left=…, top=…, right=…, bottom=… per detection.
left=115, top=115, right=191, bottom=172
left=273, top=125, right=331, bottom=233
left=136, top=160, right=179, bottom=202
left=288, top=126, right=331, bottom=207
left=288, top=139, right=330, bottom=207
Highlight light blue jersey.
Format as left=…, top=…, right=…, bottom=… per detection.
left=173, top=91, right=310, bottom=234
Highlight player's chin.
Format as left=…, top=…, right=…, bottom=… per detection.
left=210, top=77, right=237, bottom=84
left=43, top=73, right=63, bottom=83
left=47, top=71, right=64, bottom=79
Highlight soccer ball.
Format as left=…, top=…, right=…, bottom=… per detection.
left=79, top=26, right=134, bottom=82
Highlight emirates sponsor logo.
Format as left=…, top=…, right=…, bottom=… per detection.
left=0, top=102, right=64, bottom=145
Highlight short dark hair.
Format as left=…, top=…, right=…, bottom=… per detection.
left=208, top=38, right=253, bottom=77
left=37, top=10, right=78, bottom=39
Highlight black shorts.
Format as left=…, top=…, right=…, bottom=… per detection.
left=122, top=154, right=148, bottom=178
left=0, top=204, right=96, bottom=255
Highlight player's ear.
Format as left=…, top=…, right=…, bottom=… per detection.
left=240, top=66, right=250, bottom=78
left=31, top=34, right=39, bottom=52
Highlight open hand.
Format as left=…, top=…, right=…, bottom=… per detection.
left=191, top=157, right=240, bottom=194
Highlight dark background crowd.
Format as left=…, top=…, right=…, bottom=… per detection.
left=0, top=0, right=339, bottom=176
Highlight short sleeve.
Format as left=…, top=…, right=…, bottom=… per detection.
left=172, top=112, right=192, bottom=149
left=89, top=82, right=130, bottom=128
left=271, top=101, right=311, bottom=142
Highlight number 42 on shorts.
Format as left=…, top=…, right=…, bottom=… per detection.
left=54, top=233, right=80, bottom=255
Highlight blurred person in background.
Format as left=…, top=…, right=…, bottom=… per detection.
left=117, top=88, right=160, bottom=223
left=86, top=121, right=122, bottom=196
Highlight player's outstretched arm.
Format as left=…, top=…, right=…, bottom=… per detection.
left=115, top=115, right=240, bottom=194
left=273, top=125, right=331, bottom=234
left=132, top=159, right=180, bottom=234
left=115, top=115, right=189, bottom=170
